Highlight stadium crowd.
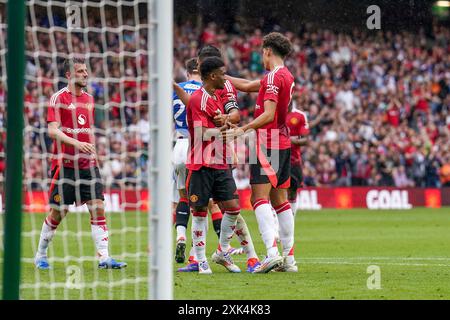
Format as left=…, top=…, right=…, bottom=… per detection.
left=0, top=14, right=449, bottom=190
left=174, top=21, right=450, bottom=188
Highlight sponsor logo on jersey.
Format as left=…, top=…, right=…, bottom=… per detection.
left=77, top=114, right=87, bottom=125
left=63, top=127, right=92, bottom=134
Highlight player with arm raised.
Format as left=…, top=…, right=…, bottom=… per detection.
left=176, top=45, right=261, bottom=273
left=225, top=32, right=297, bottom=273
left=34, top=58, right=126, bottom=270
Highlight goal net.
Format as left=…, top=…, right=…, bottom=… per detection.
left=0, top=0, right=152, bottom=299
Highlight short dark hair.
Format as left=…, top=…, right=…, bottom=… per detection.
left=198, top=45, right=222, bottom=63
left=262, top=32, right=292, bottom=58
left=199, top=56, right=224, bottom=80
left=63, top=57, right=86, bottom=74
left=185, top=58, right=199, bottom=75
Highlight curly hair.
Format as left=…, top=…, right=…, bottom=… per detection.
left=262, top=32, right=292, bottom=58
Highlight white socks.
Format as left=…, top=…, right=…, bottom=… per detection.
left=219, top=208, right=240, bottom=253
left=274, top=202, right=295, bottom=259
left=36, top=216, right=60, bottom=258
left=91, top=216, right=109, bottom=261
left=235, top=214, right=259, bottom=260
left=253, top=199, right=279, bottom=257
left=176, top=225, right=187, bottom=242
left=192, top=212, right=208, bottom=262
left=289, top=199, right=298, bottom=218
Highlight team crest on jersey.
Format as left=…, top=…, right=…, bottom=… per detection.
left=290, top=117, right=299, bottom=125
left=85, top=103, right=93, bottom=110
left=190, top=195, right=198, bottom=203
left=53, top=194, right=61, bottom=203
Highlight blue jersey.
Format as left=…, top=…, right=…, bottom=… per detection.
left=173, top=80, right=202, bottom=137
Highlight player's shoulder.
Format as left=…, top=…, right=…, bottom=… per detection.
left=267, top=66, right=293, bottom=83
left=223, top=79, right=236, bottom=93
left=49, top=87, right=69, bottom=104
left=180, top=80, right=202, bottom=91
left=188, top=86, right=204, bottom=103
left=81, top=89, right=95, bottom=102
left=292, top=109, right=308, bottom=121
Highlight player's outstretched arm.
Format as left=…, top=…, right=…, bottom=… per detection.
left=173, top=81, right=191, bottom=106
left=48, top=121, right=96, bottom=154
left=225, top=75, right=261, bottom=93
left=241, top=100, right=276, bottom=132
left=291, top=136, right=308, bottom=146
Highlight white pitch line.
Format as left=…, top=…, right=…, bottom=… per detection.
left=227, top=257, right=450, bottom=267
left=298, top=257, right=450, bottom=261
left=297, top=261, right=450, bottom=267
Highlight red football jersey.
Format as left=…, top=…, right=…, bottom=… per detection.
left=215, top=79, right=239, bottom=113
left=47, top=87, right=97, bottom=170
left=255, top=66, right=294, bottom=149
left=186, top=87, right=229, bottom=171
left=286, top=110, right=309, bottom=166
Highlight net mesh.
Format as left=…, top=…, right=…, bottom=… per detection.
left=0, top=0, right=150, bottom=300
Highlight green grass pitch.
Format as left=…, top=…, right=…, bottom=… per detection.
left=1, top=208, right=449, bottom=299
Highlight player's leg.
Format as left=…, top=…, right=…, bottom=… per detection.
left=234, top=213, right=261, bottom=272
left=173, top=138, right=191, bottom=263
left=270, top=151, right=297, bottom=272
left=187, top=168, right=213, bottom=274
left=251, top=182, right=278, bottom=255
left=83, top=167, right=126, bottom=269
left=249, top=147, right=287, bottom=273
left=288, top=165, right=302, bottom=217
left=35, top=207, right=68, bottom=269
left=210, top=169, right=242, bottom=273
left=35, top=166, right=72, bottom=269
left=174, top=188, right=189, bottom=263
left=208, top=199, right=222, bottom=239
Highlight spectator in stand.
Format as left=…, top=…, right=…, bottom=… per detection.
left=2, top=15, right=449, bottom=190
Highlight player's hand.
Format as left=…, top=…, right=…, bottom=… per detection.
left=213, top=110, right=228, bottom=127
left=220, top=122, right=244, bottom=142
left=76, top=141, right=96, bottom=154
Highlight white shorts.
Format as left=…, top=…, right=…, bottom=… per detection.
left=172, top=137, right=189, bottom=190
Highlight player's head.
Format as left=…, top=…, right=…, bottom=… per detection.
left=186, top=58, right=199, bottom=79
left=197, top=45, right=222, bottom=65
left=63, top=57, right=88, bottom=88
left=200, top=56, right=225, bottom=90
left=262, top=32, right=292, bottom=70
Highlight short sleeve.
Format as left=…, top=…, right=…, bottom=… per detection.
left=299, top=113, right=310, bottom=136
left=47, top=95, right=59, bottom=123
left=264, top=72, right=282, bottom=104
left=189, top=97, right=209, bottom=127
left=222, top=81, right=239, bottom=113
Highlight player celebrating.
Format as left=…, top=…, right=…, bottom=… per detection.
left=186, top=56, right=243, bottom=274
left=286, top=102, right=310, bottom=217
left=225, top=32, right=296, bottom=273
left=175, top=46, right=261, bottom=273
left=35, top=58, right=126, bottom=270
left=172, top=58, right=238, bottom=266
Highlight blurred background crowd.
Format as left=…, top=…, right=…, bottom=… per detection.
left=0, top=1, right=449, bottom=191
left=174, top=21, right=450, bottom=188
